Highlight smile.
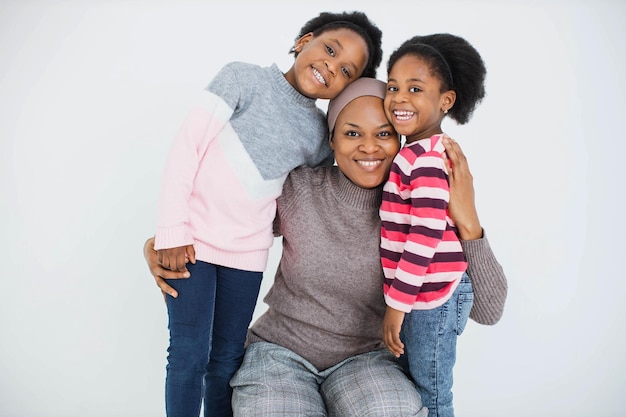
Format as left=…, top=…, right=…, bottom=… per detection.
left=312, top=67, right=327, bottom=86
left=357, top=160, right=383, bottom=169
left=393, top=110, right=414, bottom=121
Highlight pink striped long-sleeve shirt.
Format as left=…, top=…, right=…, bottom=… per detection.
left=379, top=134, right=467, bottom=312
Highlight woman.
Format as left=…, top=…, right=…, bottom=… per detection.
left=144, top=78, right=506, bottom=416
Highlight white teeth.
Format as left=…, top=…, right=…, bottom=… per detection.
left=313, top=68, right=326, bottom=85
left=358, top=160, right=382, bottom=167
left=394, top=110, right=414, bottom=121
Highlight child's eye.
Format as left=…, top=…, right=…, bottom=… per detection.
left=326, top=45, right=335, bottom=56
left=409, top=87, right=421, bottom=93
left=387, top=86, right=398, bottom=92
left=341, top=67, right=352, bottom=78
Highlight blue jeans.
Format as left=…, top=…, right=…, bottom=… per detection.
left=399, top=273, right=473, bottom=417
left=165, top=261, right=263, bottom=417
left=231, top=342, right=428, bottom=417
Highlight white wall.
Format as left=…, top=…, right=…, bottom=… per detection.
left=1, top=1, right=624, bottom=416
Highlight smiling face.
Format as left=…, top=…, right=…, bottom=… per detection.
left=285, top=28, right=370, bottom=100
left=384, top=54, right=456, bottom=143
left=330, top=96, right=400, bottom=189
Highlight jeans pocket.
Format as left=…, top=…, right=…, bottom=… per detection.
left=456, top=289, right=474, bottom=335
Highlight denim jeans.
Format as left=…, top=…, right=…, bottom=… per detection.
left=165, top=260, right=263, bottom=417
left=399, top=273, right=473, bottom=417
left=231, top=342, right=428, bottom=417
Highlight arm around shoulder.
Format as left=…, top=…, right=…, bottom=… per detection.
left=461, top=230, right=508, bottom=325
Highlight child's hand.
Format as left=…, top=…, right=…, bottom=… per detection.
left=382, top=306, right=406, bottom=357
left=157, top=244, right=196, bottom=273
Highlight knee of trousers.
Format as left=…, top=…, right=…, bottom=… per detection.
left=167, top=336, right=211, bottom=371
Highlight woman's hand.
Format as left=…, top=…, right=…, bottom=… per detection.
left=382, top=306, right=405, bottom=358
left=442, top=136, right=483, bottom=240
left=143, top=237, right=191, bottom=299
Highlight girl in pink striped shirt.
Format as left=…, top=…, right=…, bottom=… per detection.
left=379, top=34, right=487, bottom=417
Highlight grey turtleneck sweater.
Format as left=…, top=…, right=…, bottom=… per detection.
left=248, top=165, right=507, bottom=371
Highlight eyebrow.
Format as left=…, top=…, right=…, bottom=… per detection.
left=330, top=37, right=343, bottom=50
left=344, top=121, right=393, bottom=129
left=388, top=77, right=425, bottom=84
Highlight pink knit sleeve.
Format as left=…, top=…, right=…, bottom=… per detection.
left=154, top=93, right=233, bottom=250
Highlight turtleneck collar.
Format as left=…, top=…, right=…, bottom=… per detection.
left=270, top=64, right=318, bottom=109
left=330, top=167, right=383, bottom=210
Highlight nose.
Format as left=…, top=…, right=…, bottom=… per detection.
left=325, top=60, right=336, bottom=76
left=392, top=89, right=408, bottom=103
left=359, top=135, right=380, bottom=153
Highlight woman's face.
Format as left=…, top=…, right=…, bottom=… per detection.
left=330, top=96, right=400, bottom=189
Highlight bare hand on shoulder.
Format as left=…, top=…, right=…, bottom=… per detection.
left=442, top=135, right=483, bottom=240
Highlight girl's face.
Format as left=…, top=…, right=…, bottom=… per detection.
left=330, top=96, right=400, bottom=189
left=286, top=28, right=369, bottom=100
left=384, top=54, right=455, bottom=143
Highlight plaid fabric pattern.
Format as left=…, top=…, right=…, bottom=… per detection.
left=231, top=342, right=428, bottom=416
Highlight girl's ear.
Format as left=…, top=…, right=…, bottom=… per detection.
left=292, top=32, right=314, bottom=54
left=329, top=135, right=336, bottom=150
left=442, top=90, right=457, bottom=113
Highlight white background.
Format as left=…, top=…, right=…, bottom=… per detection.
left=1, top=1, right=624, bottom=416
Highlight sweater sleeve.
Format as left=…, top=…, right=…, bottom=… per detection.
left=273, top=167, right=313, bottom=238
left=460, top=231, right=508, bottom=325
left=154, top=67, right=237, bottom=250
left=309, top=141, right=335, bottom=168
left=272, top=174, right=293, bottom=238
